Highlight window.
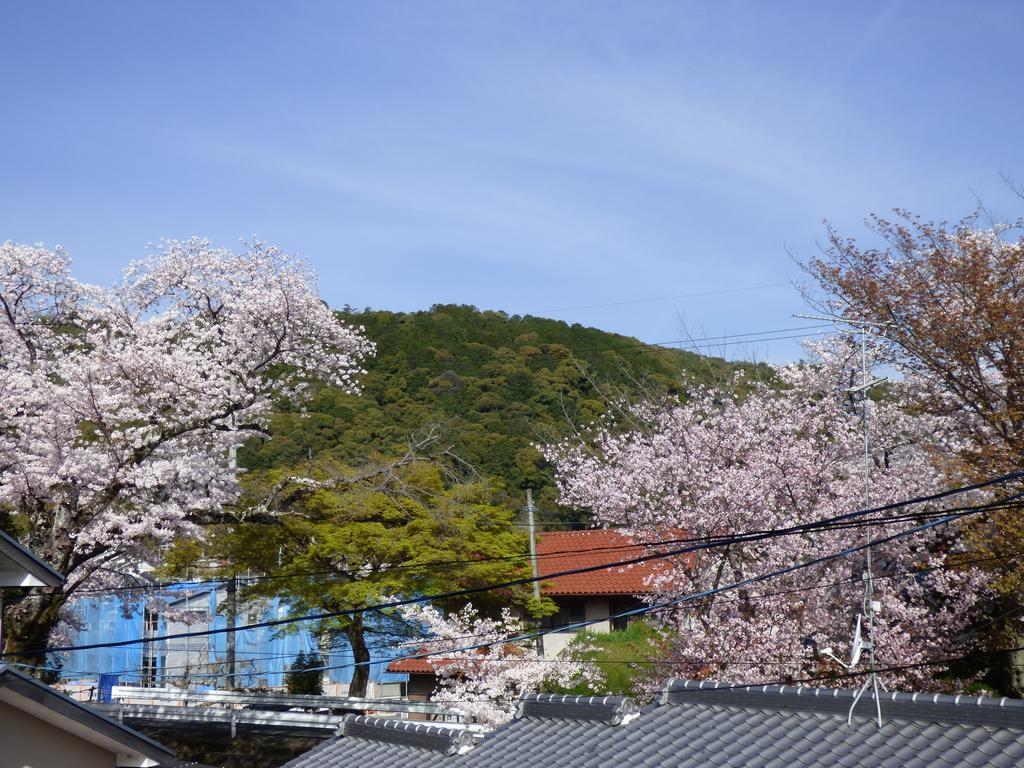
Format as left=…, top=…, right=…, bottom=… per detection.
left=610, top=598, right=643, bottom=631
left=141, top=653, right=159, bottom=687
left=541, top=601, right=586, bottom=630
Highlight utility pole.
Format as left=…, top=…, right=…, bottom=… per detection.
left=526, top=489, right=544, bottom=658
left=226, top=376, right=239, bottom=690
left=225, top=574, right=237, bottom=690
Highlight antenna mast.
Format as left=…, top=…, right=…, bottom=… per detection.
left=796, top=314, right=888, bottom=726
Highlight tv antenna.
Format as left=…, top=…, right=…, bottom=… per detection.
left=796, top=313, right=891, bottom=727
left=820, top=613, right=864, bottom=670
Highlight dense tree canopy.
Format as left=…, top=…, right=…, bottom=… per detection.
left=546, top=338, right=990, bottom=691
left=207, top=461, right=534, bottom=697
left=242, top=304, right=761, bottom=519
left=806, top=211, right=1024, bottom=693
left=0, top=240, right=371, bottom=661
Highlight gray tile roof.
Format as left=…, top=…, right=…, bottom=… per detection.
left=280, top=715, right=473, bottom=768
left=458, top=694, right=638, bottom=768
left=279, top=682, right=1024, bottom=768
left=627, top=679, right=1024, bottom=768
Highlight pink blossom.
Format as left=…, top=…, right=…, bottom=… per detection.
left=0, top=240, right=371, bottom=637
left=544, top=337, right=988, bottom=690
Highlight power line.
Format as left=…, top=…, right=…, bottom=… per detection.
left=36, top=501, right=1024, bottom=689
left=16, top=471, right=1018, bottom=660
left=50, top=514, right=896, bottom=597
left=65, top=481, right=1019, bottom=598
left=59, top=547, right=1024, bottom=682
left=61, top=529, right=692, bottom=596
left=298, top=491, right=1023, bottom=677
left=36, top=483, right=1024, bottom=657
left=556, top=327, right=832, bottom=357
left=36, top=506, right=991, bottom=655
left=39, top=532, right=1024, bottom=683
left=544, top=282, right=793, bottom=313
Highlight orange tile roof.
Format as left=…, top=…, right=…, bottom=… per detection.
left=386, top=644, right=524, bottom=674
left=386, top=656, right=438, bottom=674
left=535, top=529, right=683, bottom=596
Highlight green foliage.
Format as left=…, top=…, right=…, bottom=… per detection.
left=198, top=460, right=534, bottom=695
left=285, top=651, right=323, bottom=696
left=217, top=460, right=531, bottom=626
left=241, top=304, right=761, bottom=522
left=550, top=621, right=668, bottom=697
left=525, top=594, right=559, bottom=619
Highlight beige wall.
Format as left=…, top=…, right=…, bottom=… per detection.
left=0, top=700, right=115, bottom=768
left=542, top=597, right=612, bottom=658
left=584, top=597, right=611, bottom=630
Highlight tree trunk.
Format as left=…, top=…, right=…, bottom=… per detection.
left=2, top=589, right=66, bottom=671
left=1003, top=645, right=1024, bottom=698
left=988, top=595, right=1024, bottom=698
left=345, top=618, right=371, bottom=698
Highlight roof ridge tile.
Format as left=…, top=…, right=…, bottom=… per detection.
left=661, top=678, right=1024, bottom=729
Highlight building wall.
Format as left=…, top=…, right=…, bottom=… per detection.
left=539, top=597, right=612, bottom=658
left=406, top=673, right=435, bottom=702
left=0, top=700, right=115, bottom=768
left=61, top=587, right=406, bottom=691
left=542, top=631, right=576, bottom=658
left=584, top=597, right=612, bottom=631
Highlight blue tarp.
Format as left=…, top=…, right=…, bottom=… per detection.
left=55, top=583, right=407, bottom=690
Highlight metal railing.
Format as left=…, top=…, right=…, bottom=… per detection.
left=109, top=685, right=464, bottom=718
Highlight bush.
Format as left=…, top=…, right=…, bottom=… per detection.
left=285, top=651, right=323, bottom=696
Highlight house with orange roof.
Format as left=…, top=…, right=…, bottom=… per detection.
left=531, top=529, right=671, bottom=657
left=388, top=529, right=681, bottom=697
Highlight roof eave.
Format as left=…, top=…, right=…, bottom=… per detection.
left=0, top=530, right=64, bottom=587
left=0, top=664, right=175, bottom=764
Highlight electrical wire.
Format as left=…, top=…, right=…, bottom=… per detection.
left=37, top=547, right=1024, bottom=682
left=292, top=491, right=1024, bottom=677
left=48, top=485, right=1021, bottom=677
left=9, top=471, right=1019, bottom=662
left=543, top=283, right=793, bottom=313
left=556, top=328, right=832, bottom=357
left=12, top=473, right=1020, bottom=660
left=62, top=483, right=1024, bottom=598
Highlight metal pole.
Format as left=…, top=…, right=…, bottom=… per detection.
left=226, top=575, right=237, bottom=690
left=184, top=570, right=191, bottom=687
left=797, top=313, right=888, bottom=726
left=860, top=330, right=883, bottom=727
left=226, top=376, right=239, bottom=690
left=526, top=490, right=544, bottom=657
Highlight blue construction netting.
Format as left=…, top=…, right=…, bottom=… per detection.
left=53, top=584, right=408, bottom=691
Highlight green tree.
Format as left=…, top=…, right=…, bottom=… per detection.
left=240, top=304, right=761, bottom=526
left=285, top=651, right=324, bottom=696
left=213, top=460, right=534, bottom=697
left=549, top=621, right=667, bottom=698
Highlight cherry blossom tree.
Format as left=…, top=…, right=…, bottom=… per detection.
left=399, top=602, right=594, bottom=726
left=0, top=239, right=372, bottom=661
left=806, top=212, right=1024, bottom=694
left=544, top=338, right=991, bottom=691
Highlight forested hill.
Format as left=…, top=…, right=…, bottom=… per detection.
left=241, top=304, right=760, bottom=518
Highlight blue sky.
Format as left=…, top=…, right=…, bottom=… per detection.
left=2, top=1, right=1022, bottom=362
